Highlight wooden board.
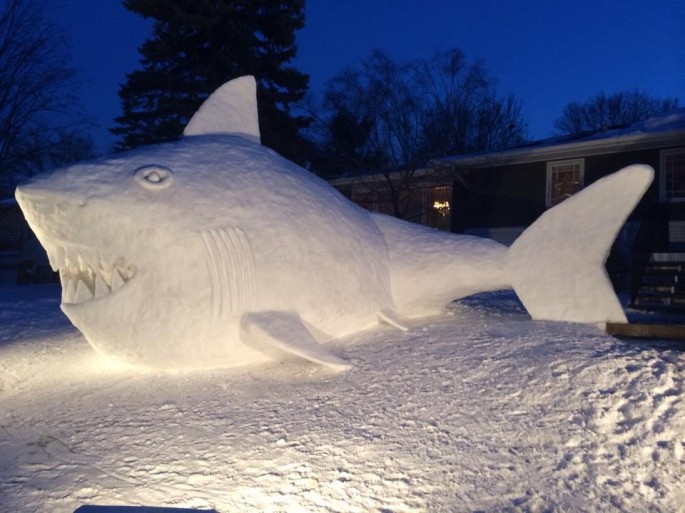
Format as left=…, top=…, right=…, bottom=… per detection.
left=606, top=322, right=685, bottom=341
left=74, top=506, right=217, bottom=513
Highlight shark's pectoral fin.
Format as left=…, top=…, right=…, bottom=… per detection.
left=240, top=311, right=351, bottom=371
left=378, top=309, right=409, bottom=332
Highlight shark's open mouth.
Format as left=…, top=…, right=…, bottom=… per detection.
left=46, top=244, right=137, bottom=305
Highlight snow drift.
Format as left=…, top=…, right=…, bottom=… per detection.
left=1, top=286, right=683, bottom=512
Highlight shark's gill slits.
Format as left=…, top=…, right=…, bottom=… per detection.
left=201, top=226, right=254, bottom=320
left=50, top=244, right=136, bottom=304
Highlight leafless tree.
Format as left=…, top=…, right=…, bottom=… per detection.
left=310, top=49, right=526, bottom=226
left=0, top=0, right=93, bottom=195
left=311, top=48, right=527, bottom=176
left=319, top=51, right=425, bottom=169
left=555, top=90, right=679, bottom=135
left=415, top=49, right=526, bottom=158
left=358, top=164, right=453, bottom=223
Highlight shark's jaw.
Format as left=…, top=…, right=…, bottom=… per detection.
left=45, top=241, right=137, bottom=306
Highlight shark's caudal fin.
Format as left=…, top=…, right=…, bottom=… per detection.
left=507, top=164, right=654, bottom=324
left=183, top=75, right=261, bottom=143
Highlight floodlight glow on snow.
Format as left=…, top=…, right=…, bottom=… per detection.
left=15, top=76, right=653, bottom=373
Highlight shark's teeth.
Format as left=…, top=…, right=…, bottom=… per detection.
left=94, top=274, right=108, bottom=300
left=45, top=246, right=60, bottom=272
left=95, top=253, right=111, bottom=288
left=52, top=243, right=136, bottom=305
left=111, top=267, right=126, bottom=292
left=80, top=248, right=100, bottom=276
left=59, top=266, right=68, bottom=288
left=63, top=276, right=77, bottom=303
left=74, top=280, right=92, bottom=303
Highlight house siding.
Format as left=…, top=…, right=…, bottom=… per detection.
left=452, top=161, right=546, bottom=232
left=0, top=203, right=53, bottom=284
left=585, top=149, right=660, bottom=220
left=448, top=146, right=685, bottom=291
left=452, top=146, right=685, bottom=233
left=328, top=113, right=685, bottom=297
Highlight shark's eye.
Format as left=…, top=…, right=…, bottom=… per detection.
left=134, top=166, right=174, bottom=190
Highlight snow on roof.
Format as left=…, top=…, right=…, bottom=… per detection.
left=329, top=109, right=685, bottom=183
left=433, top=108, right=685, bottom=168
left=626, top=108, right=685, bottom=133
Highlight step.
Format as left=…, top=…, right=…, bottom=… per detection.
left=637, top=285, right=676, bottom=295
left=651, top=252, right=685, bottom=263
left=633, top=294, right=685, bottom=305
left=644, top=263, right=684, bottom=274
left=636, top=288, right=685, bottom=299
left=634, top=296, right=672, bottom=307
left=632, top=299, right=685, bottom=313
left=640, top=274, right=678, bottom=286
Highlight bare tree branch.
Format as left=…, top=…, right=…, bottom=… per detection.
left=0, top=0, right=93, bottom=194
left=555, top=90, right=679, bottom=134
left=311, top=48, right=527, bottom=178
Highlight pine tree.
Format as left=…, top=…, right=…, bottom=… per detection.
left=111, top=0, right=309, bottom=162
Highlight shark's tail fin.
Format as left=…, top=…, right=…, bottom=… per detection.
left=507, top=164, right=654, bottom=323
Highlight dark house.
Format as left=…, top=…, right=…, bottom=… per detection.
left=330, top=109, right=685, bottom=309
left=0, top=198, right=54, bottom=285
left=329, top=166, right=455, bottom=231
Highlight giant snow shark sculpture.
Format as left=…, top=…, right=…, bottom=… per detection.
left=16, top=76, right=653, bottom=371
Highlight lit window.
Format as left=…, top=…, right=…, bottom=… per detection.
left=546, top=159, right=584, bottom=207
left=660, top=148, right=685, bottom=201
left=426, top=185, right=451, bottom=230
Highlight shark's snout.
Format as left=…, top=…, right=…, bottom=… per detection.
left=16, top=184, right=82, bottom=230
left=16, top=182, right=90, bottom=208
left=15, top=183, right=137, bottom=307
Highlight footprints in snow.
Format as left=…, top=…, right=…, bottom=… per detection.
left=555, top=349, right=684, bottom=506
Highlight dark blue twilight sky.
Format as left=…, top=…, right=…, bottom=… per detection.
left=56, top=0, right=685, bottom=154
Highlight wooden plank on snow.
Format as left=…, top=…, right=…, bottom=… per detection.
left=606, top=322, right=685, bottom=341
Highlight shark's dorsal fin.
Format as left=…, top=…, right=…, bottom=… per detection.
left=183, top=75, right=261, bottom=144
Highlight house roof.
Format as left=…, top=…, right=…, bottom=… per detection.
left=431, top=108, right=685, bottom=169
left=326, top=163, right=452, bottom=186
left=328, top=109, right=685, bottom=186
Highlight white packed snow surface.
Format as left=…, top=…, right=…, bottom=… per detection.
left=1, top=285, right=684, bottom=512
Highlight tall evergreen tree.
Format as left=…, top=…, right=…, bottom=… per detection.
left=111, top=0, right=309, bottom=162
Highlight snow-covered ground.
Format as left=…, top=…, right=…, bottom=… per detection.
left=1, top=284, right=683, bottom=513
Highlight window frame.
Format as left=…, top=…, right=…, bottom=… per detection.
left=425, top=184, right=451, bottom=230
left=659, top=147, right=685, bottom=203
left=546, top=158, right=585, bottom=208
left=350, top=182, right=451, bottom=230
